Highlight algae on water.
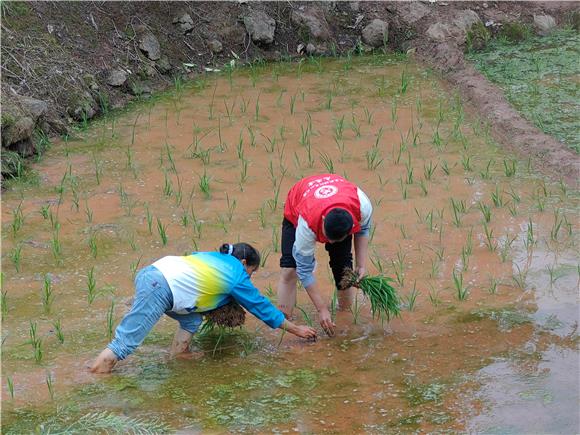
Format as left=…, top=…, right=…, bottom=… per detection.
left=468, top=29, right=580, bottom=152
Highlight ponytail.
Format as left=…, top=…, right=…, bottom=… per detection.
left=219, top=242, right=261, bottom=268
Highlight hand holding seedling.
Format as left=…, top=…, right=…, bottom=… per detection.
left=318, top=307, right=336, bottom=336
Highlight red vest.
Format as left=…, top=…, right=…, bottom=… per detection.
left=283, top=174, right=361, bottom=243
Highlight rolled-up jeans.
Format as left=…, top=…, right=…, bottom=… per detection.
left=108, top=265, right=203, bottom=360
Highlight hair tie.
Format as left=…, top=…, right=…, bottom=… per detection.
left=227, top=244, right=234, bottom=255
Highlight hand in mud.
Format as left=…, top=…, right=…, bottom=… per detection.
left=318, top=308, right=336, bottom=336
left=293, top=325, right=317, bottom=340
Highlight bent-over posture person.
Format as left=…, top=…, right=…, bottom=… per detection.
left=277, top=174, right=373, bottom=336
left=91, top=243, right=316, bottom=373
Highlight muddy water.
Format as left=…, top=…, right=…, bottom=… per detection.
left=2, top=55, right=578, bottom=433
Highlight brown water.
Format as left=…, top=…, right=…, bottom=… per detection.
left=2, top=55, right=579, bottom=433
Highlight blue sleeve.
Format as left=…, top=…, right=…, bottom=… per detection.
left=293, top=245, right=316, bottom=288
left=230, top=273, right=285, bottom=329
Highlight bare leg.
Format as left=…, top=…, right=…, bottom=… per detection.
left=277, top=267, right=298, bottom=318
left=90, top=348, right=118, bottom=374
left=338, top=287, right=355, bottom=311
left=170, top=328, right=194, bottom=357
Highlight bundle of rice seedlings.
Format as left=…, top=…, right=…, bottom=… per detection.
left=203, top=300, right=246, bottom=328
left=340, top=268, right=401, bottom=320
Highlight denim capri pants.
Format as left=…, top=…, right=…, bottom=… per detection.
left=108, top=265, right=203, bottom=360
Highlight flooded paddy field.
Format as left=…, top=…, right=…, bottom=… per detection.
left=2, top=54, right=579, bottom=433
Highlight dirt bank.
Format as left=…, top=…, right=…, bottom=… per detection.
left=1, top=1, right=578, bottom=184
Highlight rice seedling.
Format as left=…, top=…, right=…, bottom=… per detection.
left=340, top=269, right=400, bottom=320
left=370, top=253, right=385, bottom=274
left=452, top=269, right=469, bottom=301
left=391, top=250, right=406, bottom=287
left=7, top=376, right=14, bottom=399
left=350, top=114, right=361, bottom=137
left=400, top=68, right=410, bottom=94
left=363, top=107, right=374, bottom=124
left=53, top=318, right=64, bottom=344
left=432, top=128, right=443, bottom=150
left=199, top=171, right=211, bottom=199
left=491, top=185, right=504, bottom=207
left=334, top=137, right=346, bottom=163
left=365, top=146, right=383, bottom=170
left=512, top=263, right=527, bottom=289
left=239, top=158, right=249, bottom=190
left=450, top=198, right=465, bottom=227
left=398, top=177, right=408, bottom=200
left=428, top=286, right=441, bottom=307
left=216, top=214, right=229, bottom=234
left=499, top=233, right=517, bottom=262
left=1, top=289, right=7, bottom=318
left=507, top=202, right=518, bottom=217
left=268, top=183, right=282, bottom=211
left=225, top=193, right=237, bottom=223
left=40, top=204, right=50, bottom=220
left=296, top=306, right=314, bottom=327
left=106, top=299, right=116, bottom=339
left=478, top=201, right=492, bottom=223
left=378, top=174, right=388, bottom=187
left=404, top=157, right=414, bottom=184
left=405, top=281, right=420, bottom=311
left=482, top=221, right=496, bottom=252
left=325, top=89, right=334, bottom=110
left=262, top=133, right=277, bottom=154
left=51, top=229, right=62, bottom=263
left=461, top=154, right=473, bottom=172
left=550, top=209, right=564, bottom=241
left=503, top=159, right=516, bottom=177
left=85, top=230, right=98, bottom=258
left=441, top=160, right=451, bottom=175
left=319, top=152, right=335, bottom=173
left=507, top=187, right=521, bottom=204
left=423, top=161, right=437, bottom=181
left=399, top=224, right=409, bottom=239
left=349, top=292, right=362, bottom=324
left=289, top=93, right=298, bottom=115
left=87, top=266, right=98, bottom=304
left=208, top=82, right=218, bottom=120
left=10, top=244, right=22, bottom=272
left=535, top=194, right=546, bottom=212
left=42, top=274, right=55, bottom=313
left=254, top=94, right=261, bottom=121
left=260, top=249, right=270, bottom=268
left=29, top=321, right=43, bottom=363
left=524, top=217, right=535, bottom=250
left=11, top=202, right=23, bottom=236
left=46, top=371, right=55, bottom=400
left=157, top=217, right=168, bottom=246
left=391, top=98, right=398, bottom=127
left=480, top=159, right=493, bottom=180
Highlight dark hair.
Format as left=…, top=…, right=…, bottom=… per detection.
left=219, top=242, right=261, bottom=268
left=324, top=208, right=353, bottom=241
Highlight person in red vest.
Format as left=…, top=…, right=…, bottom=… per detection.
left=277, top=174, right=373, bottom=336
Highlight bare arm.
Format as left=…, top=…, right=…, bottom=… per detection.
left=354, top=234, right=369, bottom=276
left=305, top=282, right=335, bottom=336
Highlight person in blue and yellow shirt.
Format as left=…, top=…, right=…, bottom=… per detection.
left=91, top=243, right=316, bottom=373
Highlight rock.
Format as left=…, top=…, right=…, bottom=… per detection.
left=426, top=22, right=451, bottom=42
left=452, top=9, right=481, bottom=34
left=401, top=2, right=431, bottom=24
left=68, top=91, right=97, bottom=121
left=533, top=14, right=556, bottom=36
left=128, top=80, right=152, bottom=96
left=1, top=115, right=34, bottom=150
left=82, top=73, right=99, bottom=91
left=173, top=13, right=194, bottom=34
left=156, top=55, right=172, bottom=74
left=349, top=2, right=360, bottom=12
left=291, top=8, right=331, bottom=41
left=139, top=33, right=161, bottom=61
left=139, top=64, right=157, bottom=79
left=16, top=95, right=48, bottom=120
left=243, top=11, right=276, bottom=44
left=106, top=68, right=127, bottom=87
left=362, top=19, right=388, bottom=47
left=306, top=43, right=316, bottom=55
left=207, top=39, right=223, bottom=53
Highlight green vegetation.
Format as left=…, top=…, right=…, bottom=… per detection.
left=468, top=29, right=580, bottom=151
